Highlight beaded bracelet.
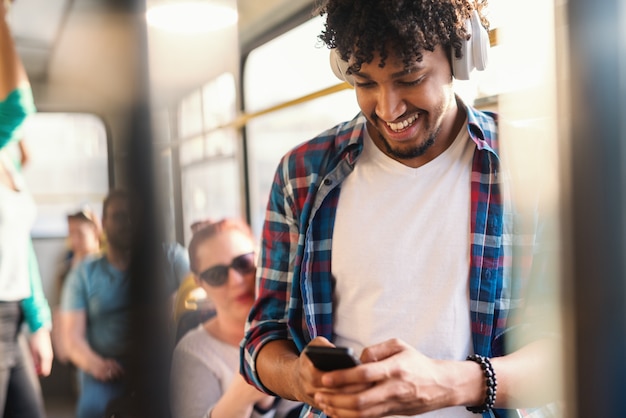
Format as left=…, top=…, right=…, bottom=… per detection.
left=465, top=354, right=497, bottom=413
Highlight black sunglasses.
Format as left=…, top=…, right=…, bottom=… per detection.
left=197, top=252, right=256, bottom=287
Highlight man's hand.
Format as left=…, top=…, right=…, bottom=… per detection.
left=312, top=338, right=470, bottom=418
left=90, top=358, right=125, bottom=382
left=28, top=328, right=54, bottom=377
left=296, top=337, right=372, bottom=410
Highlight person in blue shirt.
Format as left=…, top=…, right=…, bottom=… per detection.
left=59, top=190, right=134, bottom=418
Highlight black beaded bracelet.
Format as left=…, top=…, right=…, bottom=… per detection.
left=465, top=354, right=497, bottom=414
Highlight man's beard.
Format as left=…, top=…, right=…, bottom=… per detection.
left=378, top=129, right=438, bottom=160
left=107, top=235, right=132, bottom=253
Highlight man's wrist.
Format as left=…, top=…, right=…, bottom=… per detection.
left=256, top=339, right=300, bottom=399
left=437, top=358, right=487, bottom=409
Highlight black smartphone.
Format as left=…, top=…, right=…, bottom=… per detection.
left=303, top=345, right=360, bottom=371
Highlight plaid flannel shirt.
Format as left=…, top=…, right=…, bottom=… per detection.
left=242, top=102, right=557, bottom=418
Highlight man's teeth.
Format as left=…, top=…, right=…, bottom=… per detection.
left=386, top=114, right=418, bottom=132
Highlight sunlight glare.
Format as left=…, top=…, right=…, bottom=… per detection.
left=146, top=1, right=238, bottom=34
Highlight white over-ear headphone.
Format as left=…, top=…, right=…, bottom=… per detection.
left=451, top=9, right=489, bottom=80
left=329, top=9, right=489, bottom=84
left=329, top=48, right=354, bottom=86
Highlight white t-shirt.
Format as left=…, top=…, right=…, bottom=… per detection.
left=0, top=152, right=36, bottom=301
left=332, top=124, right=475, bottom=418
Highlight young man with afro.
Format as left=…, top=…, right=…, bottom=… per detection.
left=241, top=1, right=560, bottom=417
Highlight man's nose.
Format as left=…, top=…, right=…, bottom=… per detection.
left=375, top=87, right=405, bottom=121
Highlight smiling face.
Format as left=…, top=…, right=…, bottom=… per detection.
left=194, top=228, right=257, bottom=326
left=351, top=45, right=464, bottom=168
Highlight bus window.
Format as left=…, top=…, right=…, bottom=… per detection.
left=18, top=112, right=109, bottom=238
left=244, top=16, right=360, bottom=235
left=177, top=73, right=240, bottom=244
left=181, top=155, right=241, bottom=243
left=179, top=90, right=203, bottom=140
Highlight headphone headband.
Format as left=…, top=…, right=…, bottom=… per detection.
left=329, top=9, right=489, bottom=83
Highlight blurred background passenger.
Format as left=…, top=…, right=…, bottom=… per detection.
left=169, top=218, right=301, bottom=418
left=162, top=240, right=191, bottom=310
left=0, top=1, right=53, bottom=417
left=63, top=208, right=102, bottom=274
left=171, top=219, right=215, bottom=343
left=52, top=207, right=102, bottom=363
left=59, top=189, right=134, bottom=418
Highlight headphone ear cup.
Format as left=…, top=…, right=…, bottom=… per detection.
left=452, top=10, right=490, bottom=80
left=470, top=9, right=489, bottom=71
left=329, top=49, right=355, bottom=86
left=451, top=18, right=473, bottom=80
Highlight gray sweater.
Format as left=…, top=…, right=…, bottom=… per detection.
left=170, top=324, right=300, bottom=418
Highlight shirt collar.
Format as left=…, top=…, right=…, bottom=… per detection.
left=460, top=96, right=499, bottom=155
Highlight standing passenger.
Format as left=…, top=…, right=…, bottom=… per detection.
left=59, top=190, right=134, bottom=418
left=8, top=137, right=54, bottom=378
left=241, top=1, right=559, bottom=417
left=0, top=1, right=53, bottom=416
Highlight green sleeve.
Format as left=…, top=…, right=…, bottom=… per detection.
left=0, top=86, right=36, bottom=150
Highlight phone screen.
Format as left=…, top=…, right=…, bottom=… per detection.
left=303, top=345, right=360, bottom=371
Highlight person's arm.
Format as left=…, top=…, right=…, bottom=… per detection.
left=490, top=338, right=560, bottom=408
left=240, top=162, right=301, bottom=392
left=58, top=262, right=123, bottom=381
left=294, top=337, right=558, bottom=418
left=20, top=239, right=54, bottom=377
left=17, top=138, right=29, bottom=166
left=255, top=340, right=317, bottom=406
left=0, top=1, right=28, bottom=99
left=28, top=328, right=53, bottom=377
left=0, top=3, right=36, bottom=150
left=21, top=240, right=52, bottom=334
left=59, top=309, right=123, bottom=381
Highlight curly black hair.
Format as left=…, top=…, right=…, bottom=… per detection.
left=316, top=0, right=489, bottom=73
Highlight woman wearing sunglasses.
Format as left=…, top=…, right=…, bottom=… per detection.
left=169, top=218, right=300, bottom=418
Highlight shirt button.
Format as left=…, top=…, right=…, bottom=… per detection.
left=323, top=178, right=332, bottom=186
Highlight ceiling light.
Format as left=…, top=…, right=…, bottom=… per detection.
left=146, top=1, right=238, bottom=34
